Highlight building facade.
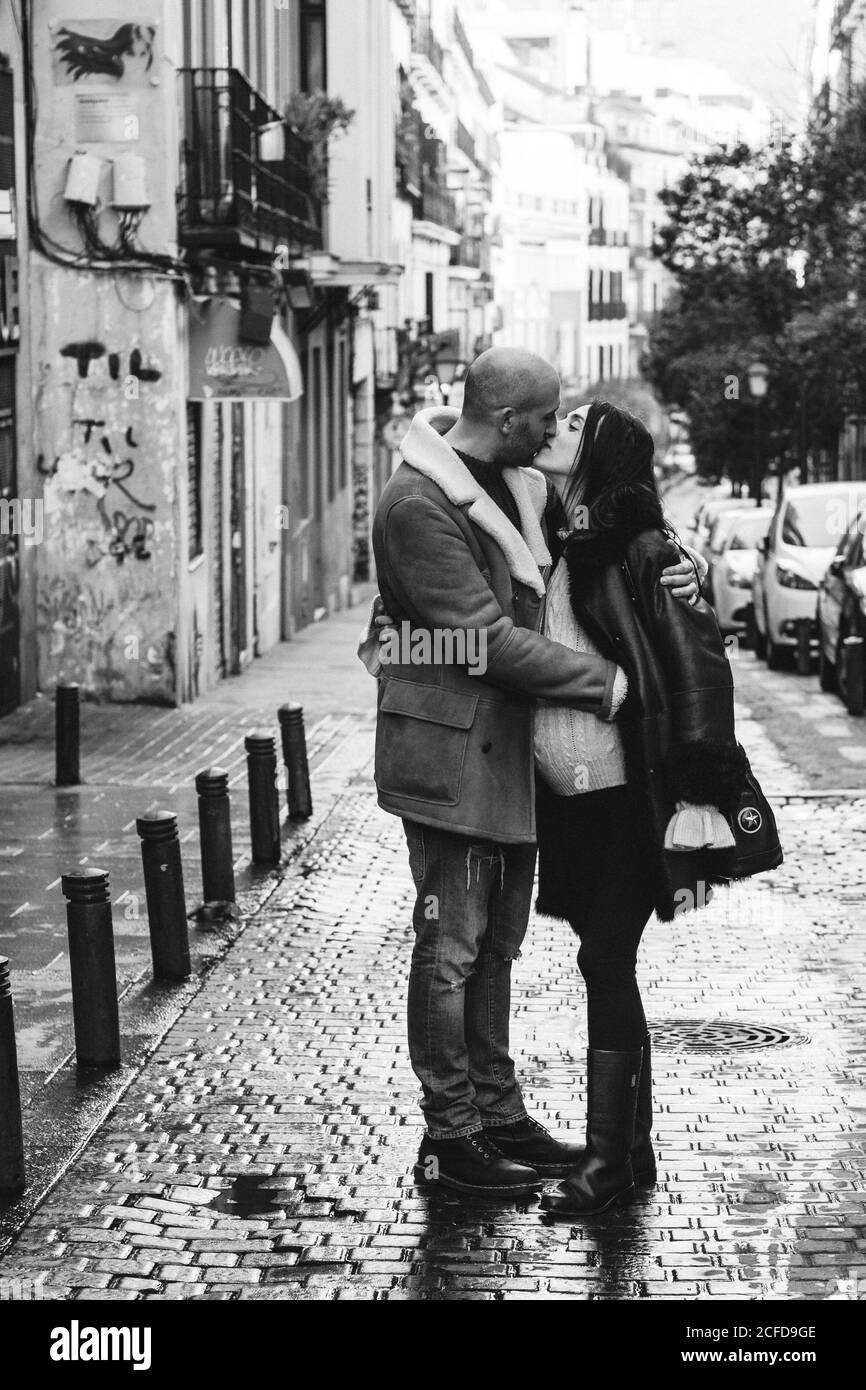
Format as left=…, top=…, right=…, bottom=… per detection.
left=0, top=12, right=31, bottom=716
left=465, top=2, right=630, bottom=391
left=0, top=0, right=502, bottom=711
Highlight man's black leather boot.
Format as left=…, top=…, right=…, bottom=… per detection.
left=414, top=1130, right=542, bottom=1196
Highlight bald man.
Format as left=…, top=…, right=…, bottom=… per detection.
left=368, top=348, right=702, bottom=1196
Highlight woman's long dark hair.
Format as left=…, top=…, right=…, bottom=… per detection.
left=562, top=400, right=669, bottom=541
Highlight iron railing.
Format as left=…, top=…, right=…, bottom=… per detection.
left=453, top=11, right=476, bottom=70
left=589, top=300, right=628, bottom=321
left=396, top=99, right=424, bottom=197
left=177, top=68, right=323, bottom=253
left=589, top=228, right=628, bottom=247
left=450, top=235, right=490, bottom=272
left=414, top=16, right=445, bottom=78
left=420, top=175, right=457, bottom=228
left=456, top=119, right=477, bottom=166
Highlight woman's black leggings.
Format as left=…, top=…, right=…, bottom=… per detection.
left=536, top=782, right=655, bottom=1051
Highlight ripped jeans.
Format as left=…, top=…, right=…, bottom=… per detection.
left=403, top=820, right=536, bottom=1139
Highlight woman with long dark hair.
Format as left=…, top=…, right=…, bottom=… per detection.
left=531, top=401, right=750, bottom=1218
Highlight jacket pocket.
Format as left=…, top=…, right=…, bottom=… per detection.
left=376, top=679, right=478, bottom=806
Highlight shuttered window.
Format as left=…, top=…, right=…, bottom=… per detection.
left=0, top=66, right=15, bottom=243
left=187, top=401, right=203, bottom=561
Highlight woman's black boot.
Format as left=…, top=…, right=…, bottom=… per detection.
left=632, top=1032, right=657, bottom=1187
left=540, top=1047, right=642, bottom=1217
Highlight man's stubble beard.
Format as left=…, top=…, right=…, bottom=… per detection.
left=502, top=421, right=547, bottom=469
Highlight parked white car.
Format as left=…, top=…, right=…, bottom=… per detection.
left=688, top=495, right=749, bottom=566
left=752, top=482, right=866, bottom=669
left=707, top=508, right=773, bottom=635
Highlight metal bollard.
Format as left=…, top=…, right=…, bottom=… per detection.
left=843, top=635, right=866, bottom=716
left=136, top=812, right=192, bottom=980
left=195, top=768, right=236, bottom=904
left=278, top=703, right=313, bottom=820
left=61, top=868, right=121, bottom=1068
left=795, top=619, right=812, bottom=676
left=0, top=957, right=25, bottom=1193
left=245, top=732, right=281, bottom=864
left=55, top=683, right=81, bottom=787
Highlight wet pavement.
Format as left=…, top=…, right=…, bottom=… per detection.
left=0, top=661, right=864, bottom=1298
left=0, top=592, right=377, bottom=1238
left=1, top=517, right=865, bottom=1300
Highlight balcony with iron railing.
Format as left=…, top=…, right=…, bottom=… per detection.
left=420, top=175, right=458, bottom=229
left=453, top=10, right=476, bottom=71
left=588, top=227, right=628, bottom=247
left=177, top=68, right=323, bottom=255
left=413, top=16, right=445, bottom=80
left=589, top=300, right=628, bottom=321
left=450, top=234, right=490, bottom=272
left=456, top=119, right=477, bottom=166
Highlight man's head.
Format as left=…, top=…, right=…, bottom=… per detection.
left=459, top=348, right=561, bottom=465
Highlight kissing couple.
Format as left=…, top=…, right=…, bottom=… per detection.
left=358, top=347, right=778, bottom=1217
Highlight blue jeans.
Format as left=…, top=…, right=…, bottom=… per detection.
left=403, top=819, right=536, bottom=1139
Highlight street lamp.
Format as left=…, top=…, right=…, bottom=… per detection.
left=433, top=352, right=467, bottom=403
left=747, top=360, right=769, bottom=506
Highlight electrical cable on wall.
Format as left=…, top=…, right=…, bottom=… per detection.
left=20, top=0, right=187, bottom=285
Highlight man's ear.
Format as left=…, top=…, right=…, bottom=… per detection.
left=498, top=407, right=517, bottom=437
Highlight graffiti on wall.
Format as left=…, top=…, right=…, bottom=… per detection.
left=53, top=22, right=156, bottom=85
left=38, top=575, right=171, bottom=692
left=38, top=340, right=163, bottom=565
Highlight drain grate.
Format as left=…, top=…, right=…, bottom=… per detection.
left=652, top=1019, right=808, bottom=1052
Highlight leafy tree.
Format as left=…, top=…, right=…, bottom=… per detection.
left=646, top=106, right=866, bottom=484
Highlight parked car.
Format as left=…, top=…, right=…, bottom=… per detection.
left=752, top=482, right=866, bottom=669
left=816, top=512, right=866, bottom=698
left=688, top=495, right=749, bottom=564
left=708, top=508, right=773, bottom=635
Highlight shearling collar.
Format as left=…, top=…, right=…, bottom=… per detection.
left=400, top=407, right=551, bottom=596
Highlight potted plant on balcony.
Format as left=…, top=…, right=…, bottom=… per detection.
left=284, top=91, right=355, bottom=206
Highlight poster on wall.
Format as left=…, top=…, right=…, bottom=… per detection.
left=74, top=91, right=141, bottom=143
left=188, top=300, right=305, bottom=403
left=51, top=19, right=158, bottom=86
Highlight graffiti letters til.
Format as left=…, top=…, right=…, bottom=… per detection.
left=40, top=341, right=162, bottom=564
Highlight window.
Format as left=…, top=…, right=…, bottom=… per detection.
left=337, top=336, right=348, bottom=493
left=327, top=329, right=337, bottom=504
left=301, top=1, right=327, bottom=92
left=598, top=345, right=604, bottom=381
left=297, top=366, right=310, bottom=519
left=425, top=272, right=435, bottom=331
left=186, top=402, right=203, bottom=562
left=311, top=344, right=323, bottom=516
left=0, top=66, right=15, bottom=242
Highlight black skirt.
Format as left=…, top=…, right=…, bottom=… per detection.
left=534, top=775, right=655, bottom=927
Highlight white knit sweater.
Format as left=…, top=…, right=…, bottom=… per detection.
left=534, top=557, right=628, bottom=795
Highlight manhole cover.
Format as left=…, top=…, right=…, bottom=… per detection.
left=652, top=1019, right=808, bottom=1052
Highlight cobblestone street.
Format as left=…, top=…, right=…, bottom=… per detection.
left=1, top=601, right=865, bottom=1301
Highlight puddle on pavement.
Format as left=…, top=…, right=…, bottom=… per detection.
left=205, top=1174, right=308, bottom=1217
